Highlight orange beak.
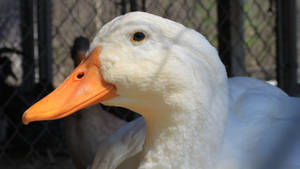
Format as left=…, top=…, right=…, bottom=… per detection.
left=22, top=46, right=117, bottom=124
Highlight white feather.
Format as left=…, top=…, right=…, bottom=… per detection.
left=82, top=12, right=300, bottom=169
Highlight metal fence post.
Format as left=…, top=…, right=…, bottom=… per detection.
left=217, top=0, right=245, bottom=77
left=20, top=0, right=35, bottom=92
left=142, top=0, right=146, bottom=11
left=276, top=0, right=298, bottom=95
left=130, top=0, right=137, bottom=11
left=121, top=0, right=127, bottom=14
left=37, top=0, right=53, bottom=85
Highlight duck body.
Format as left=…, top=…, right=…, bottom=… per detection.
left=218, top=77, right=300, bottom=169
left=22, top=12, right=300, bottom=169
left=91, top=76, right=300, bottom=169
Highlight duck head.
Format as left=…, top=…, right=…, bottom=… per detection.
left=23, top=12, right=227, bottom=128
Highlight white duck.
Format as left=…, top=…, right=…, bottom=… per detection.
left=22, top=12, right=300, bottom=169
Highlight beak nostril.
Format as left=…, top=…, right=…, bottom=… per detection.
left=76, top=72, right=85, bottom=79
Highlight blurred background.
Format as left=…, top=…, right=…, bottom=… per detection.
left=0, top=0, right=299, bottom=168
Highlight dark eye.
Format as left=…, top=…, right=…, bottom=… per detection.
left=132, top=32, right=146, bottom=42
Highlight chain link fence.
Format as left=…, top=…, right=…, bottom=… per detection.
left=51, top=0, right=278, bottom=84
left=0, top=0, right=298, bottom=168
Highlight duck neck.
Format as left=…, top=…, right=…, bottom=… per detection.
left=139, top=94, right=228, bottom=169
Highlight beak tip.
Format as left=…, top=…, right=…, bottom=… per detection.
left=22, top=111, right=31, bottom=125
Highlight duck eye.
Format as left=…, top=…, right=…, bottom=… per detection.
left=132, top=32, right=145, bottom=42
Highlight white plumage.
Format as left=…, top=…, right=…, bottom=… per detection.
left=89, top=12, right=300, bottom=169
left=23, top=12, right=300, bottom=169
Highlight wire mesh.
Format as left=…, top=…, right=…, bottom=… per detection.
left=0, top=0, right=296, bottom=168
